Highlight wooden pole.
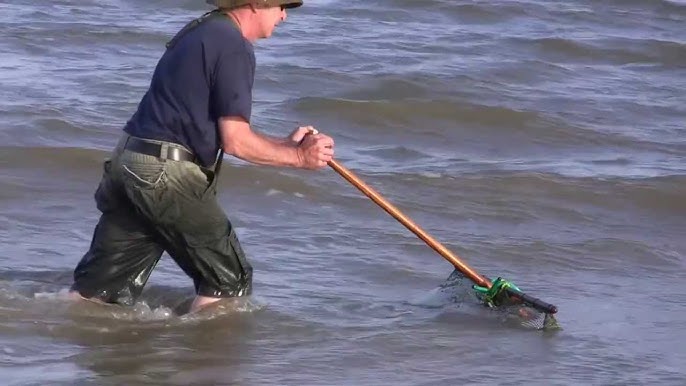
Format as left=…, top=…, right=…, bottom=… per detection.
left=328, top=159, right=492, bottom=288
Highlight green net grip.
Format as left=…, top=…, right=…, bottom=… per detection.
left=473, top=277, right=520, bottom=307
left=473, top=277, right=558, bottom=314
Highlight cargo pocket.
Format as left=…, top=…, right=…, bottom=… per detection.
left=121, top=162, right=167, bottom=190
left=120, top=160, right=168, bottom=220
left=183, top=224, right=251, bottom=275
left=94, top=159, right=117, bottom=212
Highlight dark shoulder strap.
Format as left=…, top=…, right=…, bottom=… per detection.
left=165, top=9, right=225, bottom=50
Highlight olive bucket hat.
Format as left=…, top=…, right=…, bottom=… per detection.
left=206, top=0, right=303, bottom=10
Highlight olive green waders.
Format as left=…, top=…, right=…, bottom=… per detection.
left=72, top=135, right=252, bottom=306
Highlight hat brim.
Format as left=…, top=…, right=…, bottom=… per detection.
left=281, top=1, right=303, bottom=8
left=207, top=1, right=303, bottom=10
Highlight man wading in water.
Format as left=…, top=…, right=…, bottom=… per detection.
left=70, top=0, right=334, bottom=313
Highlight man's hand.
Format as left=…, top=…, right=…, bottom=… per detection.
left=219, top=117, right=334, bottom=168
left=296, top=130, right=334, bottom=170
left=288, top=125, right=318, bottom=144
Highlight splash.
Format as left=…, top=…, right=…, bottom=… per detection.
left=26, top=286, right=264, bottom=323
left=414, top=270, right=561, bottom=331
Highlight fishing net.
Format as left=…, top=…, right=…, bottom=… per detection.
left=442, top=270, right=560, bottom=330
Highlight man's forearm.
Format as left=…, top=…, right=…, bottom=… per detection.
left=260, top=131, right=293, bottom=147
left=221, top=121, right=302, bottom=167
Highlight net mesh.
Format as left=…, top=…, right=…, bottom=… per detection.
left=441, top=269, right=560, bottom=330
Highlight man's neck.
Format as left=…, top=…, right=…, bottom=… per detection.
left=223, top=9, right=258, bottom=42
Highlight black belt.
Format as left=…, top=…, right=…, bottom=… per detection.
left=124, top=136, right=195, bottom=163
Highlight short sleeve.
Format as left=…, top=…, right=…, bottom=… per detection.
left=211, top=47, right=255, bottom=122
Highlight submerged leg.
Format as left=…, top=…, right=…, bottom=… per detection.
left=71, top=211, right=164, bottom=306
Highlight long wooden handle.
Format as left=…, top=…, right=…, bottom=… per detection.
left=328, top=159, right=491, bottom=288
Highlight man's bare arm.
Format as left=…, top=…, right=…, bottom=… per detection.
left=218, top=116, right=334, bottom=169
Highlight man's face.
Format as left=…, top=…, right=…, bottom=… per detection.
left=256, top=6, right=286, bottom=38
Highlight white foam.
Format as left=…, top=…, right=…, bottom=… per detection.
left=419, top=172, right=442, bottom=178
left=24, top=287, right=264, bottom=323
left=33, top=288, right=73, bottom=300
left=129, top=302, right=173, bottom=320
left=179, top=297, right=265, bottom=322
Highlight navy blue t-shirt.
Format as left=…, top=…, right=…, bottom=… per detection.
left=124, top=15, right=255, bottom=167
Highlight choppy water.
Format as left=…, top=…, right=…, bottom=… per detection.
left=1, top=0, right=685, bottom=385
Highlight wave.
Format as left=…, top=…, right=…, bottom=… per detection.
left=0, top=145, right=107, bottom=172
left=292, top=94, right=673, bottom=152
left=360, top=169, right=686, bottom=220
left=516, top=36, right=686, bottom=67
left=604, top=0, right=686, bottom=13
left=486, top=172, right=686, bottom=215
left=390, top=0, right=686, bottom=17
left=4, top=23, right=168, bottom=46
left=385, top=0, right=529, bottom=22
left=295, top=95, right=542, bottom=129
